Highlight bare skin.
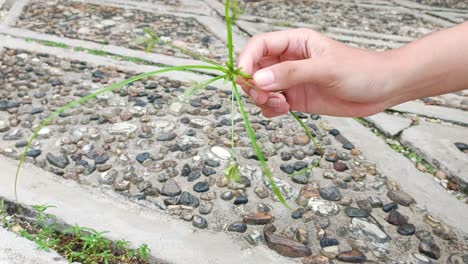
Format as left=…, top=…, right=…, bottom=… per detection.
left=237, top=22, right=468, bottom=118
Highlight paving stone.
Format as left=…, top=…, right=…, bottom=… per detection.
left=365, top=112, right=412, bottom=137
left=400, top=121, right=468, bottom=187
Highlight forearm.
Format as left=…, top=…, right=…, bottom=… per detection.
left=384, top=21, right=468, bottom=106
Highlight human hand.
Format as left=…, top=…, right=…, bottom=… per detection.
left=237, top=28, right=396, bottom=118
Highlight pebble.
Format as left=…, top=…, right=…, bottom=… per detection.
left=292, top=173, right=309, bottom=184
left=228, top=222, right=247, bottom=233
left=382, top=202, right=398, bottom=213
left=243, top=212, right=274, bottom=225
left=280, top=164, right=294, bottom=174
left=351, top=218, right=390, bottom=244
left=336, top=250, right=366, bottom=263
left=193, top=181, right=209, bottom=193
left=26, top=149, right=42, bottom=158
left=291, top=208, right=305, bottom=219
left=386, top=210, right=408, bottom=226
left=161, top=179, right=181, bottom=197
left=221, top=191, right=234, bottom=201
left=307, top=198, right=340, bottom=216
left=319, top=186, right=342, bottom=201
left=136, top=152, right=150, bottom=163
left=281, top=152, right=292, bottom=161
left=319, top=238, right=339, bottom=248
left=46, top=152, right=69, bottom=169
left=387, top=190, right=415, bottom=206
left=454, top=142, right=468, bottom=152
left=199, top=201, right=213, bottom=215
left=179, top=191, right=200, bottom=208
left=157, top=132, right=177, bottom=141
left=254, top=185, right=269, bottom=199
left=192, top=215, right=208, bottom=229
left=264, top=224, right=312, bottom=258
left=416, top=230, right=434, bottom=243
left=398, top=223, right=416, bottom=236
left=234, top=195, right=248, bottom=205
left=419, top=242, right=441, bottom=260
left=333, top=162, right=349, bottom=172
left=344, top=207, right=369, bottom=218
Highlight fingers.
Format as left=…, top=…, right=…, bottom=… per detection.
left=237, top=29, right=311, bottom=75
left=253, top=59, right=320, bottom=92
left=260, top=93, right=290, bottom=118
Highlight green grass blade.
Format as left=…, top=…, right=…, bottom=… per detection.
left=14, top=65, right=224, bottom=201
left=231, top=81, right=288, bottom=207
left=182, top=74, right=227, bottom=101
left=225, top=0, right=235, bottom=67
left=289, top=111, right=323, bottom=176
left=289, top=111, right=322, bottom=153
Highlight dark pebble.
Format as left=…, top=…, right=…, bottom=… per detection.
left=454, top=142, right=468, bottom=152
left=280, top=152, right=292, bottom=161
left=344, top=207, right=369, bottom=218
left=192, top=215, right=208, bottom=229
left=157, top=132, right=177, bottom=141
left=398, top=223, right=416, bottom=236
left=94, top=154, right=109, bottom=165
left=26, top=149, right=42, bottom=158
left=333, top=162, right=349, bottom=172
left=419, top=242, right=441, bottom=260
left=187, top=172, right=201, bottom=182
left=343, top=142, right=355, bottom=150
left=280, top=164, right=294, bottom=174
left=319, top=186, right=342, bottom=201
left=228, top=222, right=247, bottom=233
left=386, top=210, right=408, bottom=226
left=136, top=152, right=151, bottom=164
left=180, top=191, right=200, bottom=208
left=329, top=129, right=340, bottom=136
left=293, top=161, right=308, bottom=171
left=202, top=167, right=216, bottom=176
left=205, top=160, right=220, bottom=167
left=320, top=237, right=339, bottom=248
left=291, top=208, right=305, bottom=219
left=234, top=195, right=248, bottom=205
left=193, top=182, right=209, bottom=193
left=181, top=163, right=191, bottom=176
left=382, top=202, right=398, bottom=213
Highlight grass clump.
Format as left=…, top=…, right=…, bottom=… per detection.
left=14, top=0, right=322, bottom=206
left=3, top=203, right=151, bottom=263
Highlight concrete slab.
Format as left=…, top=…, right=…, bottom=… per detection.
left=400, top=121, right=468, bottom=185
left=0, top=156, right=297, bottom=264
left=365, top=112, right=413, bottom=137
left=323, top=116, right=468, bottom=234
left=392, top=101, right=468, bottom=126
left=0, top=227, right=69, bottom=264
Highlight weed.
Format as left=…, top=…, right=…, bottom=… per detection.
left=1, top=199, right=10, bottom=229
left=14, top=0, right=321, bottom=206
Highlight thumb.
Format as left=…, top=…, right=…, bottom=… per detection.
left=253, top=59, right=321, bottom=92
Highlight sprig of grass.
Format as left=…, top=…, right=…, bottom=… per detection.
left=1, top=199, right=10, bottom=229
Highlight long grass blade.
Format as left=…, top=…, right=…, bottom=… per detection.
left=231, top=81, right=288, bottom=207
left=225, top=0, right=235, bottom=67
left=14, top=65, right=224, bottom=200
left=182, top=74, right=227, bottom=101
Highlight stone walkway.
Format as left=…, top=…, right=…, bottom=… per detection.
left=0, top=0, right=467, bottom=263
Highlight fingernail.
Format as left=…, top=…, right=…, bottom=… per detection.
left=267, top=98, right=281, bottom=108
left=249, top=89, right=259, bottom=101
left=254, top=70, right=274, bottom=87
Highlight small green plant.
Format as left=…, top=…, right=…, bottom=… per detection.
left=14, top=0, right=322, bottom=206
left=7, top=204, right=152, bottom=262
left=1, top=199, right=10, bottom=229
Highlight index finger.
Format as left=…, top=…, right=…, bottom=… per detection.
left=237, top=29, right=309, bottom=74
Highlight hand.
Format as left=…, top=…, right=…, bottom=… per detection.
left=237, top=28, right=396, bottom=118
